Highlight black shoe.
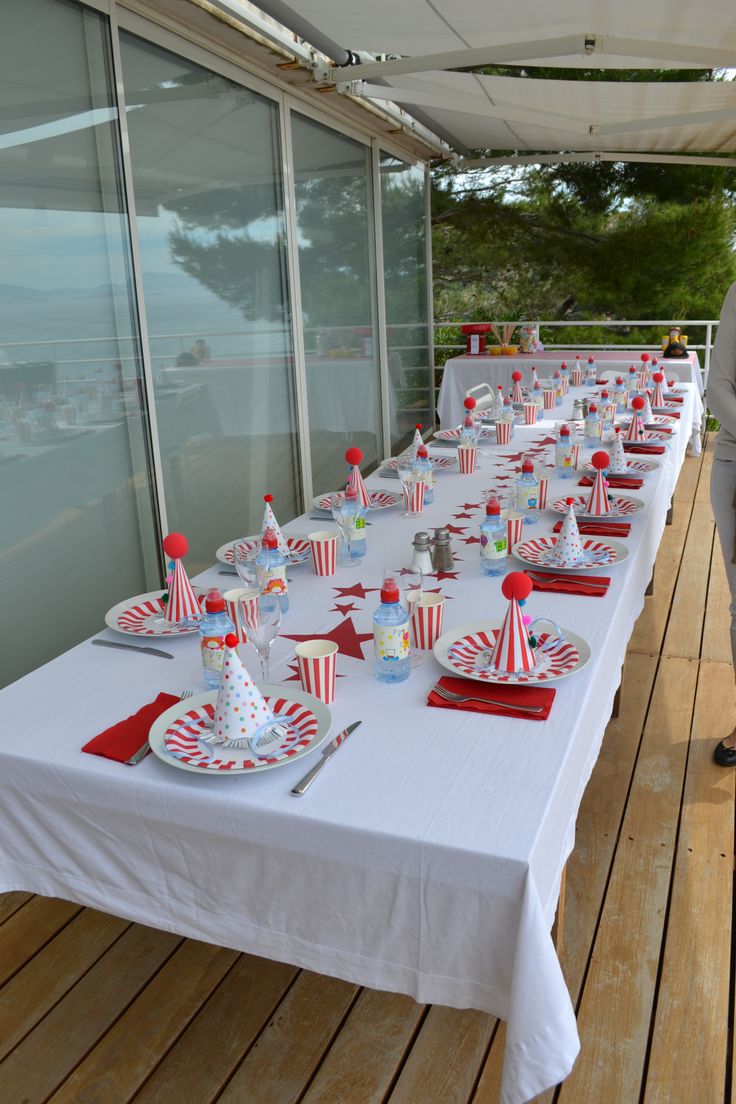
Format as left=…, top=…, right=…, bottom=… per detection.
left=713, top=739, right=736, bottom=766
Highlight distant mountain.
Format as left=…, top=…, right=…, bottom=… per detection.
left=0, top=272, right=192, bottom=302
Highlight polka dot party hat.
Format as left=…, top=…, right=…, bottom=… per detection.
left=261, top=494, right=289, bottom=557
left=214, top=635, right=276, bottom=747
left=554, top=498, right=585, bottom=566
left=608, top=427, right=627, bottom=474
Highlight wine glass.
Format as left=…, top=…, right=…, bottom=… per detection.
left=330, top=492, right=356, bottom=567
left=233, top=543, right=263, bottom=590
left=397, top=458, right=419, bottom=518
left=240, top=593, right=281, bottom=683
left=400, top=567, right=424, bottom=668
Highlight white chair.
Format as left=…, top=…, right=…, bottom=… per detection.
left=465, top=381, right=495, bottom=413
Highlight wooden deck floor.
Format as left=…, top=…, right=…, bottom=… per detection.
left=1, top=437, right=734, bottom=1104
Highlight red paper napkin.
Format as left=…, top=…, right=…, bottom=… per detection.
left=578, top=475, right=643, bottom=490
left=623, top=442, right=666, bottom=455
left=529, top=572, right=610, bottom=597
left=663, top=393, right=684, bottom=403
left=645, top=423, right=673, bottom=435
left=428, top=676, right=555, bottom=720
left=553, top=520, right=630, bottom=537
left=82, top=692, right=180, bottom=763
left=652, top=408, right=681, bottom=419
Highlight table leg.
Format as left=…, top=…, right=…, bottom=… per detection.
left=645, top=566, right=655, bottom=596
left=611, top=684, right=622, bottom=719
left=553, top=864, right=567, bottom=953
left=666, top=500, right=674, bottom=526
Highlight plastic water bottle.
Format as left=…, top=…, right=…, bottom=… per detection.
left=373, top=575, right=410, bottom=683
left=199, top=589, right=235, bottom=689
left=495, top=385, right=505, bottom=419
left=460, top=408, right=477, bottom=447
left=585, top=356, right=597, bottom=387
left=599, top=390, right=614, bottom=431
left=256, top=528, right=289, bottom=612
left=342, top=484, right=367, bottom=559
left=560, top=361, right=570, bottom=390
left=555, top=423, right=575, bottom=478
left=584, top=402, right=602, bottom=443
left=480, top=498, right=508, bottom=575
left=413, top=446, right=434, bottom=504
left=627, top=365, right=638, bottom=392
left=612, top=376, right=627, bottom=410
left=553, top=369, right=563, bottom=405
left=514, top=459, right=539, bottom=524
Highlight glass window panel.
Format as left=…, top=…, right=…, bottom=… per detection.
left=119, top=34, right=300, bottom=572
left=380, top=155, right=430, bottom=452
left=0, top=0, right=160, bottom=688
left=291, top=114, right=382, bottom=492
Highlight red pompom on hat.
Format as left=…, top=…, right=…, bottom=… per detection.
left=502, top=571, right=533, bottom=601
left=263, top=493, right=273, bottom=503
left=512, top=370, right=523, bottom=382
left=225, top=633, right=238, bottom=649
left=464, top=396, right=477, bottom=410
left=641, top=353, right=650, bottom=362
left=566, top=496, right=575, bottom=505
left=415, top=423, right=422, bottom=430
left=345, top=446, right=363, bottom=466
left=631, top=395, right=645, bottom=411
left=162, top=532, right=188, bottom=559
left=591, top=450, right=610, bottom=470
left=652, top=371, right=664, bottom=383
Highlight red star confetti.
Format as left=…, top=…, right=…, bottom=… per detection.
left=497, top=452, right=526, bottom=463
left=428, top=569, right=460, bottom=582
left=330, top=601, right=359, bottom=616
left=460, top=502, right=482, bottom=510
left=452, top=512, right=475, bottom=520
left=332, top=582, right=379, bottom=601
left=283, top=617, right=374, bottom=661
left=425, top=586, right=455, bottom=600
left=460, top=535, right=480, bottom=544
left=445, top=523, right=468, bottom=534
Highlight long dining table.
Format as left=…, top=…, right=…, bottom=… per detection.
left=0, top=383, right=697, bottom=1103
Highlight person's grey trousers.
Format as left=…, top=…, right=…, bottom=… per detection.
left=710, top=454, right=736, bottom=671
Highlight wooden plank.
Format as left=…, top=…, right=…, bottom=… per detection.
left=701, top=533, right=732, bottom=663
left=661, top=501, right=714, bottom=658
left=694, top=435, right=715, bottom=504
left=0, top=908, right=129, bottom=1063
left=130, top=955, right=299, bottom=1104
left=643, top=660, right=736, bottom=1104
left=629, top=506, right=692, bottom=655
left=299, top=989, right=425, bottom=1104
left=673, top=449, right=704, bottom=505
left=0, top=896, right=80, bottom=988
left=0, top=924, right=181, bottom=1104
left=388, top=1006, right=496, bottom=1104
left=0, top=892, right=33, bottom=927
left=217, top=972, right=359, bottom=1104
left=556, top=655, right=698, bottom=1103
left=48, top=939, right=237, bottom=1104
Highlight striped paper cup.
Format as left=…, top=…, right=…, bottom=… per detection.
left=457, top=445, right=477, bottom=474
left=571, top=443, right=580, bottom=469
left=295, top=640, right=338, bottom=704
left=637, top=371, right=649, bottom=390
left=403, top=479, right=426, bottom=514
left=571, top=369, right=584, bottom=386
left=523, top=402, right=538, bottom=425
left=223, top=587, right=259, bottom=644
left=308, top=530, right=338, bottom=576
left=537, top=475, right=550, bottom=510
left=495, top=421, right=511, bottom=445
left=502, top=509, right=525, bottom=549
left=411, top=592, right=445, bottom=650
left=542, top=388, right=557, bottom=411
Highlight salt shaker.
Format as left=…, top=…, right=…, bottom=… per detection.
left=572, top=397, right=584, bottom=422
left=431, top=527, right=454, bottom=571
left=412, top=531, right=434, bottom=575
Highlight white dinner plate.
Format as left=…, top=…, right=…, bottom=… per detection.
left=583, top=458, right=659, bottom=474
left=148, top=686, right=332, bottom=775
left=104, top=590, right=205, bottom=637
left=433, top=621, right=592, bottom=685
left=216, top=535, right=311, bottom=567
left=312, top=490, right=400, bottom=511
left=381, top=454, right=457, bottom=471
left=432, top=425, right=496, bottom=442
left=512, top=535, right=629, bottom=570
left=551, top=494, right=644, bottom=518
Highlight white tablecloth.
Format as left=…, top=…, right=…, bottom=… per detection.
left=438, top=352, right=704, bottom=453
left=0, top=386, right=695, bottom=1104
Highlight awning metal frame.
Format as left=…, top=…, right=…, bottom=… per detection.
left=460, top=151, right=736, bottom=169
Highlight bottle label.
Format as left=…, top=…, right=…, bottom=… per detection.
left=515, top=485, right=538, bottom=511
left=261, top=564, right=288, bottom=598
left=556, top=444, right=574, bottom=468
left=374, top=621, right=410, bottom=663
left=201, top=634, right=226, bottom=672
left=349, top=516, right=366, bottom=540
left=480, top=531, right=507, bottom=559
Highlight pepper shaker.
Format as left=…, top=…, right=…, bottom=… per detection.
left=431, top=527, right=454, bottom=572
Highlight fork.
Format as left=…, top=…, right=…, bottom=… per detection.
left=525, top=571, right=608, bottom=590
left=432, top=684, right=545, bottom=714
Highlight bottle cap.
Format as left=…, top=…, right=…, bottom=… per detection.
left=380, top=576, right=400, bottom=603
left=417, top=446, right=428, bottom=458
left=521, top=459, right=534, bottom=473
left=601, top=389, right=609, bottom=399
left=559, top=423, right=570, bottom=436
left=588, top=403, right=598, bottom=413
left=413, top=531, right=431, bottom=548
left=433, top=526, right=450, bottom=543
left=486, top=497, right=501, bottom=515
left=616, top=376, right=624, bottom=384
left=588, top=356, right=595, bottom=363
left=629, top=365, right=636, bottom=372
left=561, top=361, right=568, bottom=369
left=262, top=528, right=278, bottom=550
left=205, top=588, right=225, bottom=613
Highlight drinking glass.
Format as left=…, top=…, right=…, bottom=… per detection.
left=401, top=567, right=424, bottom=668
left=240, top=593, right=281, bottom=683
left=397, top=459, right=419, bottom=518
left=234, top=543, right=264, bottom=590
left=330, top=492, right=356, bottom=567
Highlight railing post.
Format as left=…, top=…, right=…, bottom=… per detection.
left=703, top=322, right=713, bottom=394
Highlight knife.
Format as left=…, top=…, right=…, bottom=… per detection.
left=290, top=721, right=362, bottom=795
left=92, top=639, right=174, bottom=660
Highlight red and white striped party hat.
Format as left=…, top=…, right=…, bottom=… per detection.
left=651, top=371, right=665, bottom=407
left=345, top=446, right=371, bottom=507
left=490, top=572, right=536, bottom=674
left=555, top=498, right=585, bottom=565
left=261, top=494, right=289, bottom=557
left=162, top=533, right=201, bottom=624
left=213, top=634, right=276, bottom=747
left=608, top=426, right=627, bottom=473
left=586, top=451, right=612, bottom=515
left=626, top=396, right=645, bottom=441
left=511, top=370, right=524, bottom=403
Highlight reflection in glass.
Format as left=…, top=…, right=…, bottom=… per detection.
left=291, top=114, right=382, bottom=493
left=119, top=34, right=300, bottom=572
left=0, top=0, right=159, bottom=687
left=380, top=156, right=430, bottom=453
